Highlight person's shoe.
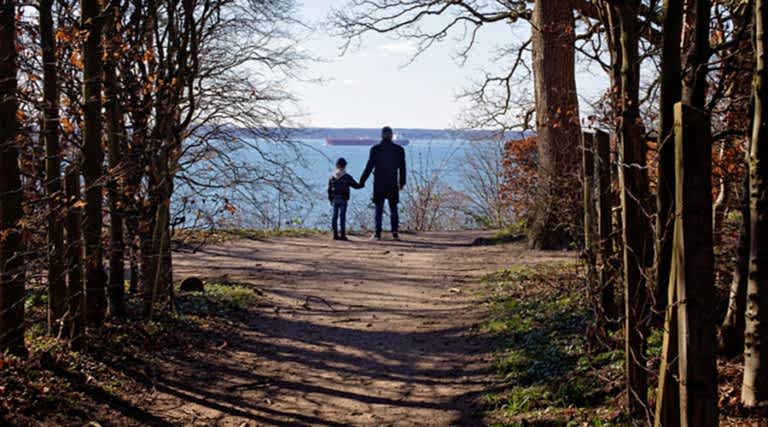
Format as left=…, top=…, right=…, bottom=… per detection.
left=339, top=235, right=349, bottom=241
left=370, top=234, right=381, bottom=241
left=333, top=233, right=341, bottom=240
left=392, top=233, right=400, bottom=241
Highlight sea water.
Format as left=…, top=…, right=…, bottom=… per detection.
left=175, top=133, right=513, bottom=231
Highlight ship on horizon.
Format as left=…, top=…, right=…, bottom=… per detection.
left=325, top=135, right=410, bottom=146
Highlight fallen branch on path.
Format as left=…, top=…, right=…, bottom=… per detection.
left=331, top=318, right=362, bottom=324
left=225, top=380, right=270, bottom=392
left=302, top=296, right=337, bottom=312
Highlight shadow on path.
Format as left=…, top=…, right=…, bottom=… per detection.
left=146, top=231, right=517, bottom=426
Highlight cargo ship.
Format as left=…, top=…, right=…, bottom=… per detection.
left=325, top=136, right=410, bottom=146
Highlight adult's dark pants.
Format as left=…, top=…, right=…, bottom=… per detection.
left=332, top=198, right=348, bottom=236
left=374, top=197, right=398, bottom=237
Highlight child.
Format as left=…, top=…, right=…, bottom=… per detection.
left=327, top=157, right=363, bottom=240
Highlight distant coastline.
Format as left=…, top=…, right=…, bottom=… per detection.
left=195, top=125, right=532, bottom=142
left=287, top=127, right=530, bottom=141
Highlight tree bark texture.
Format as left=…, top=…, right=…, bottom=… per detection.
left=529, top=0, right=582, bottom=250
left=65, top=166, right=85, bottom=350
left=81, top=0, right=107, bottom=325
left=616, top=1, right=653, bottom=416
left=40, top=0, right=67, bottom=334
left=103, top=4, right=126, bottom=318
left=743, top=0, right=768, bottom=406
left=656, top=0, right=683, bottom=317
left=582, top=132, right=598, bottom=301
left=0, top=0, right=26, bottom=355
left=719, top=167, right=749, bottom=356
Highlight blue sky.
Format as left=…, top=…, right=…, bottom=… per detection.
left=293, top=1, right=608, bottom=130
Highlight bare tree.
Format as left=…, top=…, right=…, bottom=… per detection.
left=81, top=0, right=107, bottom=325
left=331, top=0, right=583, bottom=247
left=613, top=1, right=653, bottom=416
left=39, top=0, right=67, bottom=332
left=103, top=0, right=126, bottom=318
left=102, top=0, right=310, bottom=316
left=402, top=147, right=467, bottom=231
left=743, top=0, right=768, bottom=406
left=0, top=0, right=26, bottom=355
left=460, top=140, right=514, bottom=228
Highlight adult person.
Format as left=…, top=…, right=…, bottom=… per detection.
left=359, top=126, right=406, bottom=241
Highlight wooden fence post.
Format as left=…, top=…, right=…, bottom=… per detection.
left=594, top=130, right=616, bottom=322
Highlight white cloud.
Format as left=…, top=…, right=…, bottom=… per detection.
left=342, top=79, right=362, bottom=86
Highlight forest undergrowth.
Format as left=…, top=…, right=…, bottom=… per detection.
left=481, top=214, right=768, bottom=426
left=481, top=261, right=625, bottom=426
left=1, top=280, right=260, bottom=426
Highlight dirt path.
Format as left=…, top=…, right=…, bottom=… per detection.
left=145, top=231, right=568, bottom=426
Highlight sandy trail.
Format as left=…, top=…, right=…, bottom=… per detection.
left=143, top=231, right=567, bottom=426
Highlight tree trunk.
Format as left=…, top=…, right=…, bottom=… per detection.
left=81, top=0, right=106, bottom=325
left=712, top=143, right=730, bottom=246
left=681, top=0, right=711, bottom=108
left=65, top=166, right=85, bottom=350
left=140, top=174, right=158, bottom=317
left=124, top=113, right=146, bottom=296
left=594, top=130, right=616, bottom=324
left=144, top=154, right=173, bottom=318
left=598, top=6, right=624, bottom=317
left=718, top=2, right=754, bottom=358
left=162, top=188, right=173, bottom=302
left=673, top=103, right=718, bottom=426
left=582, top=132, right=598, bottom=304
left=0, top=0, right=26, bottom=355
left=529, top=0, right=582, bottom=249
left=40, top=0, right=66, bottom=335
left=601, top=3, right=622, bottom=118
left=103, top=3, right=126, bottom=318
left=653, top=2, right=684, bottom=422
left=656, top=0, right=683, bottom=318
left=616, top=1, right=652, bottom=416
left=719, top=166, right=749, bottom=357
left=743, top=0, right=768, bottom=406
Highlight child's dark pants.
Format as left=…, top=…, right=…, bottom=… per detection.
left=332, top=196, right=348, bottom=236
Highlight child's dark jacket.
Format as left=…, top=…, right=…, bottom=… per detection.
left=328, top=171, right=363, bottom=202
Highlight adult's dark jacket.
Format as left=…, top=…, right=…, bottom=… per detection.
left=359, top=140, right=406, bottom=203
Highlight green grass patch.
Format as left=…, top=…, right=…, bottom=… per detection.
left=176, top=281, right=260, bottom=314
left=487, top=221, right=528, bottom=243
left=198, top=282, right=257, bottom=310
left=25, top=289, right=48, bottom=310
left=481, top=262, right=624, bottom=426
left=646, top=328, right=664, bottom=359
